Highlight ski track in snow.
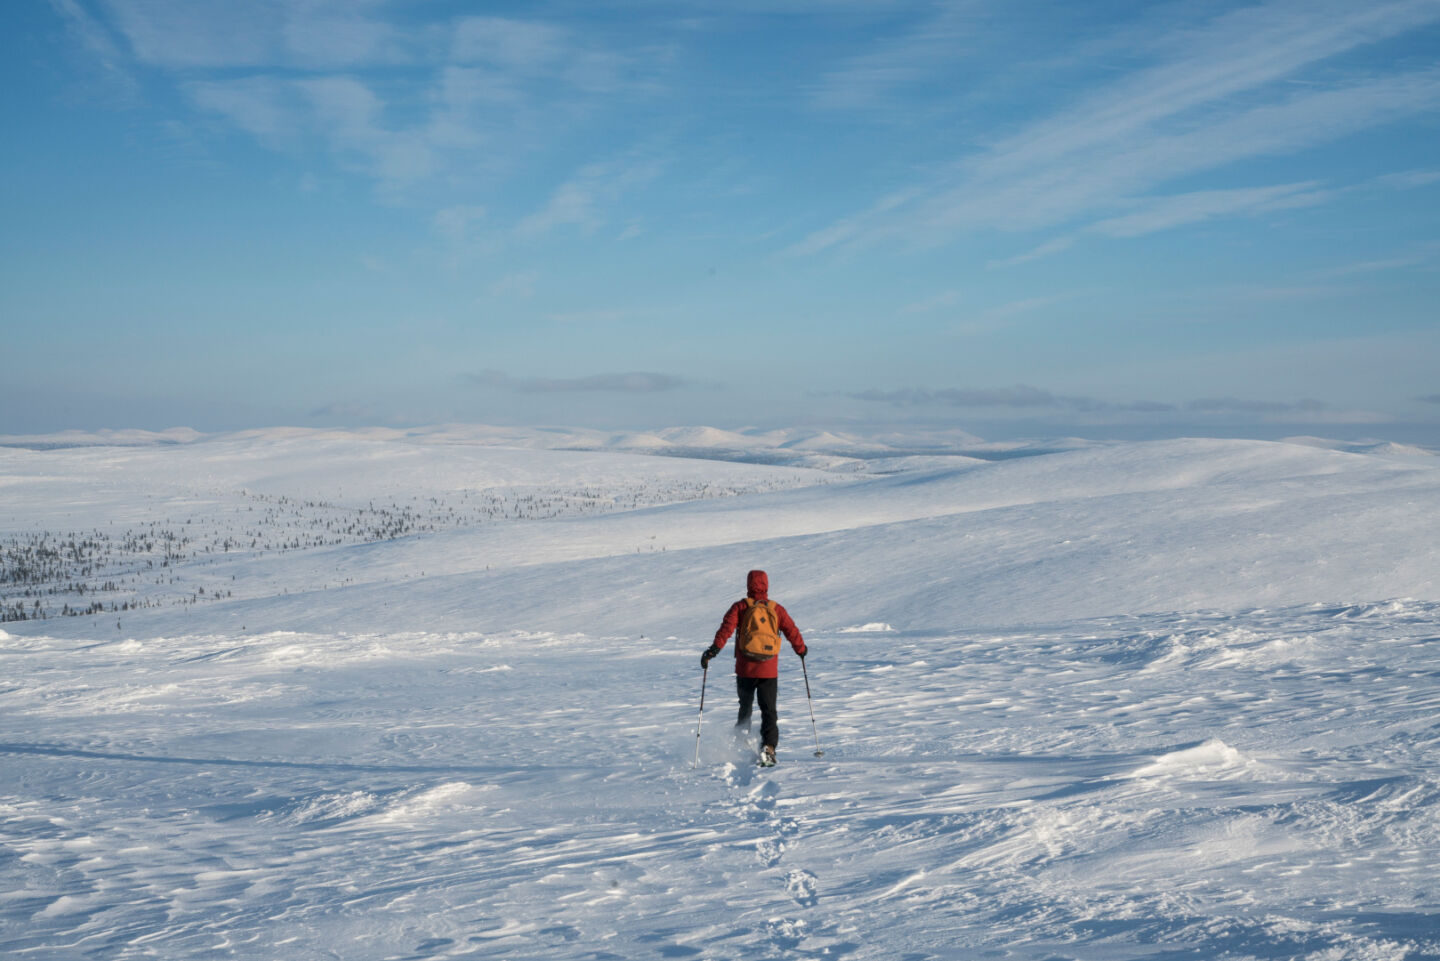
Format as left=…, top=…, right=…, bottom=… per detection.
left=2, top=433, right=1439, bottom=959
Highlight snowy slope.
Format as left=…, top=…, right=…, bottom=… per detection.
left=2, top=429, right=1439, bottom=960
left=12, top=434, right=1434, bottom=639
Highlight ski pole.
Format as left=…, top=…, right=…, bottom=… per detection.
left=801, top=657, right=823, bottom=757
left=693, top=664, right=709, bottom=768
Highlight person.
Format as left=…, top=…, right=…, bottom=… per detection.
left=701, top=569, right=806, bottom=766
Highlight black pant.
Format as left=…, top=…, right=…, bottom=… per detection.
left=736, top=676, right=779, bottom=749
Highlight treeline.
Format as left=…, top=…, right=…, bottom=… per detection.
left=1, top=477, right=813, bottom=623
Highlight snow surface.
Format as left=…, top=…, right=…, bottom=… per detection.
left=2, top=428, right=1439, bottom=959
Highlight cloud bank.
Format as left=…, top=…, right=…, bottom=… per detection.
left=849, top=386, right=1176, bottom=413
left=850, top=386, right=1350, bottom=419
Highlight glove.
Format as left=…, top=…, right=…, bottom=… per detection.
left=797, top=647, right=807, bottom=660
left=701, top=644, right=720, bottom=668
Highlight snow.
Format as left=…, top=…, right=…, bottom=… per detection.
left=2, top=428, right=1439, bottom=959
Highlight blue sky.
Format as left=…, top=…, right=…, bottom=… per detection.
left=4, top=0, right=1439, bottom=440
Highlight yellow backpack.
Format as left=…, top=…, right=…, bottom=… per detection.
left=737, top=598, right=782, bottom=661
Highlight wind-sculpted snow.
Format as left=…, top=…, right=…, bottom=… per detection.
left=2, top=432, right=1439, bottom=958
left=3, top=604, right=1440, bottom=958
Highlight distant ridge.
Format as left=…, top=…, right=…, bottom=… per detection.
left=0, top=427, right=205, bottom=450
left=3, top=424, right=1430, bottom=464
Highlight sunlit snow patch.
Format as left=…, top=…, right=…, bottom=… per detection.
left=1125, top=738, right=1270, bottom=781
left=282, top=790, right=384, bottom=825
left=363, top=782, right=481, bottom=825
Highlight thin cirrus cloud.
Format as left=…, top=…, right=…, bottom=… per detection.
left=986, top=237, right=1075, bottom=270
left=516, top=151, right=669, bottom=240
left=98, top=0, right=279, bottom=68
left=449, top=16, right=645, bottom=95
left=432, top=205, right=488, bottom=244
left=989, top=176, right=1412, bottom=269
left=1086, top=182, right=1332, bottom=239
left=96, top=0, right=403, bottom=69
left=450, top=16, right=567, bottom=72
left=465, top=370, right=690, bottom=394
left=793, top=0, right=1440, bottom=256
left=185, top=77, right=293, bottom=145
left=49, top=0, right=141, bottom=101
left=1320, top=252, right=1433, bottom=278
left=1375, top=169, right=1440, bottom=189
left=80, top=0, right=667, bottom=193
left=186, top=73, right=442, bottom=186
left=808, top=1, right=981, bottom=112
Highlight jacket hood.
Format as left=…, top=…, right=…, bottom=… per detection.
left=746, top=569, right=769, bottom=599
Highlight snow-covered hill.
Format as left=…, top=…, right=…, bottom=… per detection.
left=2, top=428, right=1438, bottom=959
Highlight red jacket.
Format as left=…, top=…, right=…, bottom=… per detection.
left=712, top=570, right=806, bottom=679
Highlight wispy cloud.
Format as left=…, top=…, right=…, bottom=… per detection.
left=450, top=17, right=567, bottom=72
left=968, top=2, right=1438, bottom=181
left=49, top=0, right=140, bottom=102
left=465, top=370, right=690, bottom=393
left=488, top=270, right=540, bottom=299
left=809, top=1, right=982, bottom=112
left=1312, top=238, right=1440, bottom=278
left=517, top=151, right=669, bottom=239
left=1319, top=254, right=1434, bottom=278
left=96, top=0, right=405, bottom=70
left=1374, top=169, right=1440, bottom=190
left=986, top=183, right=1335, bottom=268
left=1088, top=182, right=1330, bottom=238
left=185, top=72, right=442, bottom=188
left=793, top=0, right=1440, bottom=256
left=987, top=237, right=1075, bottom=269
left=448, top=16, right=648, bottom=95
left=309, top=75, right=439, bottom=184
left=103, top=0, right=294, bottom=68
left=185, top=76, right=296, bottom=144
left=96, top=2, right=670, bottom=200
left=282, top=3, right=397, bottom=68
left=432, top=205, right=487, bottom=244
left=1416, top=394, right=1440, bottom=405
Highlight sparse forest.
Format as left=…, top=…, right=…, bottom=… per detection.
left=1, top=477, right=811, bottom=621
